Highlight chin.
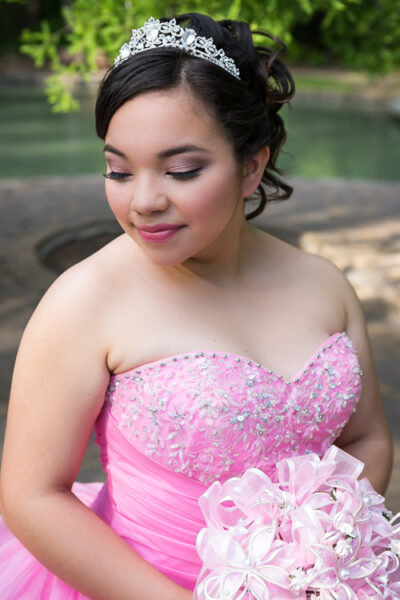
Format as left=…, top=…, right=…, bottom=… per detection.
left=139, top=247, right=194, bottom=267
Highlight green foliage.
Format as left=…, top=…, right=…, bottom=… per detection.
left=321, top=0, right=400, bottom=72
left=16, top=0, right=400, bottom=111
left=21, top=20, right=62, bottom=69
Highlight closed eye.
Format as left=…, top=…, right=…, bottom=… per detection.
left=167, top=168, right=202, bottom=181
left=103, top=171, right=131, bottom=180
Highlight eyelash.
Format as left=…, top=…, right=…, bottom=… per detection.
left=103, top=168, right=202, bottom=181
left=168, top=168, right=202, bottom=180
left=103, top=171, right=130, bottom=180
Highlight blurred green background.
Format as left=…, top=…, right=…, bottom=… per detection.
left=1, top=0, right=400, bottom=181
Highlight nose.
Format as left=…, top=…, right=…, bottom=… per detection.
left=131, top=174, right=169, bottom=215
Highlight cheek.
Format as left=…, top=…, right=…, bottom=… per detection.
left=190, top=172, right=241, bottom=221
left=105, top=183, right=131, bottom=220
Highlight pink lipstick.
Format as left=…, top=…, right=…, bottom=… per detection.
left=137, top=223, right=184, bottom=243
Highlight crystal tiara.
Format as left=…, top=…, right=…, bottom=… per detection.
left=114, top=17, right=241, bottom=80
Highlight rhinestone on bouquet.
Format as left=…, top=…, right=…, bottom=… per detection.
left=114, top=17, right=241, bottom=80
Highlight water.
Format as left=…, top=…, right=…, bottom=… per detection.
left=0, top=84, right=399, bottom=181
left=0, top=85, right=104, bottom=178
left=279, top=102, right=400, bottom=181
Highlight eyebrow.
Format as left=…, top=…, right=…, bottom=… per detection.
left=103, top=143, right=126, bottom=157
left=158, top=145, right=210, bottom=159
left=103, top=143, right=210, bottom=159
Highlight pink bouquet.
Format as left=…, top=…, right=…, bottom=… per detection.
left=194, top=446, right=400, bottom=599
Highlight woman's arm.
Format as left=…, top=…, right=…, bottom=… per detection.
left=0, top=263, right=191, bottom=600
left=334, top=269, right=393, bottom=494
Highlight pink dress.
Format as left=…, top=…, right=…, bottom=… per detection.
left=0, top=332, right=362, bottom=598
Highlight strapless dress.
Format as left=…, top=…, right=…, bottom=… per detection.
left=0, top=332, right=363, bottom=598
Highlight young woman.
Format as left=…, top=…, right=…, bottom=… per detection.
left=0, top=13, right=393, bottom=600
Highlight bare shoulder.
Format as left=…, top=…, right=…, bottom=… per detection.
left=34, top=234, right=128, bottom=319
left=296, top=243, right=355, bottom=299
left=285, top=240, right=365, bottom=332
left=269, top=231, right=339, bottom=272
left=32, top=248, right=108, bottom=333
left=255, top=230, right=362, bottom=333
left=260, top=230, right=353, bottom=292
left=21, top=235, right=132, bottom=375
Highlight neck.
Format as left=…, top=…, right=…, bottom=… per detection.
left=134, top=200, right=256, bottom=287
left=177, top=205, right=252, bottom=285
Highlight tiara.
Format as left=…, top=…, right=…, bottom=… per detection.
left=114, top=17, right=241, bottom=80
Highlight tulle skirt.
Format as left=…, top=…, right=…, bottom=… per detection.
left=0, top=482, right=101, bottom=599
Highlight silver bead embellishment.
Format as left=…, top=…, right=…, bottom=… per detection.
left=105, top=332, right=362, bottom=486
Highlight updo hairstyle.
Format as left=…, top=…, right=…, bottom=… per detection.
left=95, top=13, right=295, bottom=219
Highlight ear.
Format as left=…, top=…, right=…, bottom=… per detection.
left=241, top=147, right=270, bottom=198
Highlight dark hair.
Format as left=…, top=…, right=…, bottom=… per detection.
left=95, top=13, right=295, bottom=219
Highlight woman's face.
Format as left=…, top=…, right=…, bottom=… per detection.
left=104, top=88, right=253, bottom=267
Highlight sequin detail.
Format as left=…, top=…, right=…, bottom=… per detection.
left=105, top=332, right=362, bottom=485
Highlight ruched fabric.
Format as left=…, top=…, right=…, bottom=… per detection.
left=93, top=406, right=207, bottom=587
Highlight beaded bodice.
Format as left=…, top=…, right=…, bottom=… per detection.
left=103, top=332, right=362, bottom=486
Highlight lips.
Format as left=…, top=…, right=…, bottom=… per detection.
left=138, top=224, right=183, bottom=233
left=136, top=223, right=184, bottom=243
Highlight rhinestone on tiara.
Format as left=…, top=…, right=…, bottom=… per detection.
left=114, top=17, right=241, bottom=80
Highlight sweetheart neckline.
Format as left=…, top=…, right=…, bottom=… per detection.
left=110, top=331, right=356, bottom=385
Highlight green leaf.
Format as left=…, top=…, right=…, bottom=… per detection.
left=17, top=0, right=400, bottom=111
left=45, top=73, right=80, bottom=112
